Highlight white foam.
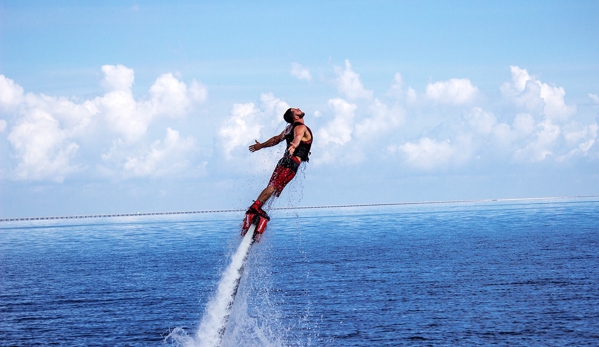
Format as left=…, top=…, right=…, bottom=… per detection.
left=194, top=225, right=256, bottom=347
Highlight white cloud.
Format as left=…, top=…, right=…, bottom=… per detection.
left=101, top=64, right=134, bottom=92
left=540, top=83, right=576, bottom=122
left=563, top=124, right=590, bottom=145
left=506, top=79, right=544, bottom=112
left=317, top=98, right=356, bottom=147
left=387, top=82, right=588, bottom=168
left=189, top=80, right=208, bottom=103
left=501, top=66, right=575, bottom=122
left=425, top=78, right=479, bottom=105
left=464, top=107, right=497, bottom=135
left=491, top=123, right=514, bottom=149
left=218, top=93, right=291, bottom=159
left=7, top=108, right=81, bottom=182
left=406, top=87, right=418, bottom=105
left=334, top=60, right=373, bottom=100
left=513, top=113, right=536, bottom=136
left=493, top=66, right=593, bottom=163
left=387, top=73, right=404, bottom=99
left=557, top=123, right=597, bottom=161
left=260, top=92, right=289, bottom=126
left=395, top=137, right=454, bottom=170
left=514, top=119, right=561, bottom=162
left=97, top=65, right=208, bottom=142
left=0, top=75, right=25, bottom=111
left=123, top=127, right=195, bottom=177
left=313, top=98, right=357, bottom=164
left=98, top=88, right=145, bottom=141
left=2, top=62, right=597, bottom=187
left=2, top=65, right=205, bottom=181
left=148, top=73, right=194, bottom=118
left=219, top=102, right=262, bottom=159
left=4, top=92, right=98, bottom=182
left=144, top=74, right=207, bottom=119
left=589, top=93, right=599, bottom=104
left=290, top=62, right=312, bottom=81
left=355, top=98, right=404, bottom=139
left=509, top=65, right=531, bottom=92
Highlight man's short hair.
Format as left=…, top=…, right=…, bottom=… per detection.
left=283, top=108, right=294, bottom=123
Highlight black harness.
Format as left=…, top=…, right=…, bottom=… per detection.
left=284, top=122, right=313, bottom=162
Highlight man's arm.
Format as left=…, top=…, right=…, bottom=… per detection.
left=287, top=125, right=306, bottom=155
left=249, top=130, right=285, bottom=152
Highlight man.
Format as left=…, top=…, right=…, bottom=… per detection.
left=241, top=107, right=313, bottom=240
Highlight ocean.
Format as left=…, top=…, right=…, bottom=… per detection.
left=1, top=199, right=598, bottom=346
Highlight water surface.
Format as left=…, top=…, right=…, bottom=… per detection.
left=1, top=199, right=598, bottom=346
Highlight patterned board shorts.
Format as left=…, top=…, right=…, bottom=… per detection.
left=268, top=156, right=301, bottom=197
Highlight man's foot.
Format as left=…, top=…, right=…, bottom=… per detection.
left=246, top=200, right=269, bottom=219
left=242, top=200, right=269, bottom=235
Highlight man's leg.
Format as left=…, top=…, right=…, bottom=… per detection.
left=247, top=185, right=275, bottom=214
left=248, top=156, right=298, bottom=213
left=247, top=185, right=274, bottom=215
left=257, top=186, right=276, bottom=204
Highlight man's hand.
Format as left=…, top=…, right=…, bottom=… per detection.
left=249, top=140, right=262, bottom=152
left=287, top=144, right=296, bottom=155
left=249, top=132, right=285, bottom=153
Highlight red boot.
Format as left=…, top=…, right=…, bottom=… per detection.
left=242, top=200, right=266, bottom=235
left=241, top=200, right=270, bottom=238
left=246, top=200, right=264, bottom=215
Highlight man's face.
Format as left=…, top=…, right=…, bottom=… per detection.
left=291, top=108, right=305, bottom=119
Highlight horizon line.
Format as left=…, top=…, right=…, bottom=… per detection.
left=1, top=195, right=598, bottom=223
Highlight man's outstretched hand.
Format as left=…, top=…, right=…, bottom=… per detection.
left=249, top=140, right=262, bottom=152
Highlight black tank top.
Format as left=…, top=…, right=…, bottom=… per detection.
left=284, top=122, right=313, bottom=162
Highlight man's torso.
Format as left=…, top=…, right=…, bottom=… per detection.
left=284, top=122, right=312, bottom=162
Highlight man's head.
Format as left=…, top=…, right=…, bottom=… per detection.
left=283, top=108, right=305, bottom=123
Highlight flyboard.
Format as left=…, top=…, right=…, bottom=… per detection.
left=241, top=209, right=270, bottom=243
left=195, top=212, right=270, bottom=347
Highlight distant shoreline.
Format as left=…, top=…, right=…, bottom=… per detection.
left=2, top=195, right=598, bottom=223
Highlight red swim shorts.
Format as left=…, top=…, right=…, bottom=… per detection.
left=268, top=156, right=301, bottom=197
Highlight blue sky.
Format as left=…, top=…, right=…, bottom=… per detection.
left=1, top=0, right=598, bottom=217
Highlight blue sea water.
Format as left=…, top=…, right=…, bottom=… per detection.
left=1, top=199, right=598, bottom=346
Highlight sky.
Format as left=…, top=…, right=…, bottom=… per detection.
left=1, top=0, right=598, bottom=217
